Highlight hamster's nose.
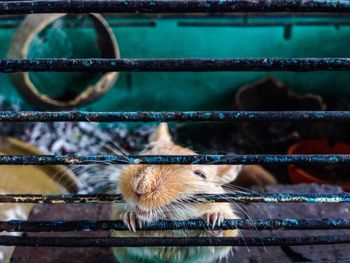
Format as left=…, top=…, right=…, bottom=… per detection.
left=131, top=175, right=153, bottom=195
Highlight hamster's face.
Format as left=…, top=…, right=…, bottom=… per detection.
left=118, top=124, right=241, bottom=222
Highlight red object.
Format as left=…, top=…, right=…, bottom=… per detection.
left=288, top=139, right=350, bottom=191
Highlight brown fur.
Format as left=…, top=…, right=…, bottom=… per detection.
left=112, top=123, right=276, bottom=263
left=118, top=123, right=242, bottom=221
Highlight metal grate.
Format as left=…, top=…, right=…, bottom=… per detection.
left=0, top=153, right=350, bottom=165
left=1, top=0, right=350, bottom=14
left=1, top=58, right=350, bottom=72
left=1, top=1, right=350, bottom=261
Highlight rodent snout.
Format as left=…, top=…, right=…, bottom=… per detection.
left=131, top=172, right=157, bottom=195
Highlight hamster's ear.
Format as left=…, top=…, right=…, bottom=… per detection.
left=216, top=165, right=242, bottom=185
left=149, top=123, right=172, bottom=144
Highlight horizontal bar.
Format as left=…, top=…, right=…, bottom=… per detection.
left=3, top=219, right=350, bottom=232
left=0, top=154, right=349, bottom=165
left=1, top=111, right=350, bottom=122
left=2, top=58, right=350, bottom=72
left=1, top=0, right=350, bottom=14
left=1, top=193, right=350, bottom=204
left=5, top=13, right=350, bottom=21
left=0, top=235, right=350, bottom=247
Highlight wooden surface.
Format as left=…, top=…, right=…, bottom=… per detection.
left=12, top=204, right=114, bottom=263
left=12, top=184, right=350, bottom=263
left=222, top=184, right=350, bottom=263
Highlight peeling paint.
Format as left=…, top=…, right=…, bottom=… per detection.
left=1, top=218, right=350, bottom=232
left=0, top=0, right=350, bottom=14
left=0, top=235, right=350, bottom=247
left=1, top=193, right=350, bottom=204
left=0, top=154, right=349, bottom=165
left=1, top=58, right=350, bottom=72
left=0, top=111, right=350, bottom=122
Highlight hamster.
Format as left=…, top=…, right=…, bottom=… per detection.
left=111, top=123, right=275, bottom=263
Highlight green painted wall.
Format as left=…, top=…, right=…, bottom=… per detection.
left=0, top=16, right=350, bottom=111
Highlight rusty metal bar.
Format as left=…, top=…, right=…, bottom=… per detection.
left=2, top=218, right=350, bottom=232
left=1, top=111, right=350, bottom=122
left=1, top=0, right=350, bottom=14
left=1, top=193, right=350, bottom=204
left=2, top=58, right=350, bottom=72
left=0, top=235, right=350, bottom=247
left=4, top=13, right=350, bottom=21
left=0, top=154, right=349, bottom=165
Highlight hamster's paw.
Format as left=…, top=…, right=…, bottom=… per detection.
left=204, top=212, right=225, bottom=237
left=121, top=212, right=142, bottom=232
left=205, top=212, right=224, bottom=228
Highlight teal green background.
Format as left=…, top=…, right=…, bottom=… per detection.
left=1, top=16, right=350, bottom=111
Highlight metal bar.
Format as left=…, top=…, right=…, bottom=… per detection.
left=4, top=13, right=350, bottom=20
left=1, top=111, right=350, bottom=122
left=2, top=58, right=350, bottom=72
left=0, top=154, right=349, bottom=165
left=1, top=193, right=350, bottom=204
left=1, top=0, right=350, bottom=15
left=2, top=219, right=350, bottom=232
left=0, top=235, right=350, bottom=247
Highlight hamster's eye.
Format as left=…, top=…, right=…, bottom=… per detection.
left=194, top=170, right=206, bottom=179
left=143, top=144, right=153, bottom=151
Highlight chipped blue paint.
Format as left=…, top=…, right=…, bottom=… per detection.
left=1, top=58, right=350, bottom=72
left=1, top=0, right=350, bottom=14
left=0, top=154, right=348, bottom=165
left=2, top=193, right=350, bottom=204
left=1, top=235, right=350, bottom=247
left=2, top=218, right=350, bottom=232
left=0, top=111, right=350, bottom=122
left=81, top=60, right=92, bottom=67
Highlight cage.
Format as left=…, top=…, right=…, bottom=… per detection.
left=0, top=1, right=350, bottom=263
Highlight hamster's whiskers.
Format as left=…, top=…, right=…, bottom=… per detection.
left=134, top=205, right=156, bottom=218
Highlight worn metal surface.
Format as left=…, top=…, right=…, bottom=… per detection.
left=1, top=111, right=350, bottom=122
left=2, top=235, right=350, bottom=247
left=10, top=185, right=350, bottom=262
left=0, top=154, right=349, bottom=165
left=1, top=58, right=350, bottom=72
left=2, top=218, right=350, bottom=232
left=0, top=0, right=350, bottom=14
left=1, top=193, right=350, bottom=204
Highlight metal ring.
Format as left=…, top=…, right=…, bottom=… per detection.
left=7, top=14, right=120, bottom=110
